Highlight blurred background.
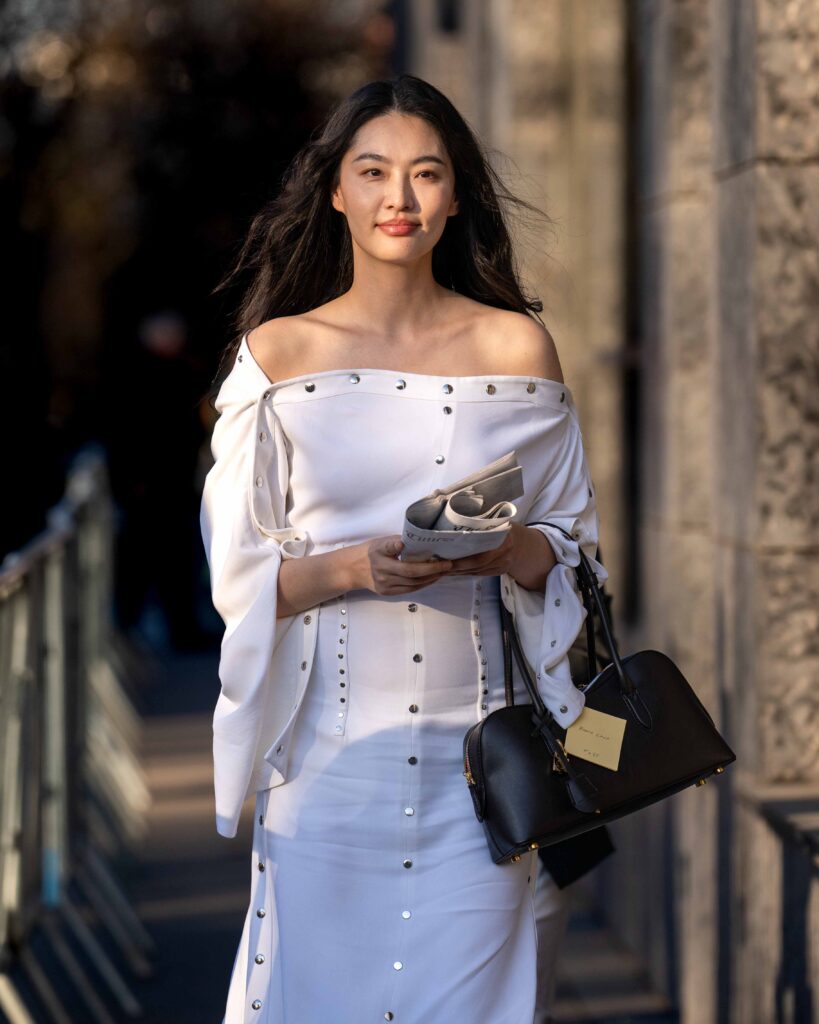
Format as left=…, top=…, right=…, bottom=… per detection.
left=1, top=1, right=817, bottom=1022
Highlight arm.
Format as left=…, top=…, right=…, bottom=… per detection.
left=506, top=523, right=558, bottom=592
left=277, top=538, right=456, bottom=617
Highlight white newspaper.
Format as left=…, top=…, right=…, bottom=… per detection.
left=399, top=450, right=524, bottom=562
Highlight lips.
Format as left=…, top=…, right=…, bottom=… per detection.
left=377, top=221, right=420, bottom=235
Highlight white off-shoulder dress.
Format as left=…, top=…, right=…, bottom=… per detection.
left=216, top=356, right=607, bottom=1024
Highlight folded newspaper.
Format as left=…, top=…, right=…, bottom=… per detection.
left=399, top=450, right=524, bottom=562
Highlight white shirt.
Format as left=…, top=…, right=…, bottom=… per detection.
left=199, top=332, right=609, bottom=838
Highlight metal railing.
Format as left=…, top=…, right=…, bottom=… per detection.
left=0, top=447, right=155, bottom=1023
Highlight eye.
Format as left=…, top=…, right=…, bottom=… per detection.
left=417, top=170, right=437, bottom=179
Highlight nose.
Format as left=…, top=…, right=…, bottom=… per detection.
left=385, top=171, right=415, bottom=211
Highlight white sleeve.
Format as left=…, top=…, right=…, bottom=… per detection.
left=199, top=371, right=308, bottom=835
left=501, top=399, right=608, bottom=729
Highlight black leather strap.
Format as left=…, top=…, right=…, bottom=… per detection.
left=524, top=520, right=652, bottom=728
left=498, top=596, right=600, bottom=813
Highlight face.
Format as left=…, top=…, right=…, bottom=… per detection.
left=331, top=111, right=459, bottom=263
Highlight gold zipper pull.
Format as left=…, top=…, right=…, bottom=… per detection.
left=463, top=768, right=475, bottom=785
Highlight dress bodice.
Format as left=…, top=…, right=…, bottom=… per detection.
left=268, top=363, right=575, bottom=556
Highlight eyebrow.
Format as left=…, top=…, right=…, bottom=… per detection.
left=351, top=152, right=447, bottom=167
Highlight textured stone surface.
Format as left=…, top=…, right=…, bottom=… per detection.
left=755, top=163, right=819, bottom=547
left=756, top=0, right=819, bottom=159
left=714, top=166, right=758, bottom=549
left=755, top=549, right=819, bottom=780
left=666, top=0, right=713, bottom=192
left=713, top=0, right=757, bottom=171
left=732, top=803, right=783, bottom=1024
left=675, top=785, right=719, bottom=1024
left=666, top=198, right=716, bottom=531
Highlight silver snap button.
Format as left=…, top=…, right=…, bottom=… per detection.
left=393, top=961, right=403, bottom=971
left=403, top=859, right=412, bottom=868
left=335, top=725, right=343, bottom=733
left=301, top=660, right=307, bottom=669
left=560, top=391, right=565, bottom=401
left=526, top=382, right=536, bottom=393
left=404, top=807, right=414, bottom=816
left=442, top=383, right=453, bottom=394
left=258, top=861, right=265, bottom=871
left=560, top=704, right=568, bottom=713
left=258, top=431, right=267, bottom=442
left=304, top=382, right=315, bottom=392
left=349, top=373, right=360, bottom=383
left=262, top=390, right=270, bottom=400
left=238, top=354, right=243, bottom=362
left=402, top=910, right=411, bottom=919
left=407, top=603, right=417, bottom=612
left=485, top=383, right=496, bottom=394
left=255, top=476, right=263, bottom=487
left=303, top=614, right=311, bottom=623
left=252, top=999, right=263, bottom=1010
left=434, top=455, right=445, bottom=464
left=412, top=653, right=422, bottom=662
left=555, top=599, right=561, bottom=606
left=550, top=640, right=556, bottom=647
left=254, top=954, right=265, bottom=964
left=276, top=745, right=283, bottom=754
left=256, top=908, right=266, bottom=918
left=396, top=379, right=406, bottom=389
left=385, top=1014, right=394, bottom=1021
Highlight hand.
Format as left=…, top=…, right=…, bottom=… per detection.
left=444, top=523, right=557, bottom=589
left=352, top=536, right=454, bottom=596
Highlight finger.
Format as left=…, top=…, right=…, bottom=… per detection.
left=389, top=558, right=453, bottom=577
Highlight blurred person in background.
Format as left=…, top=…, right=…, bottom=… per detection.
left=106, top=309, right=211, bottom=651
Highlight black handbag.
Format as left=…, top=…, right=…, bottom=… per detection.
left=462, top=521, right=736, bottom=865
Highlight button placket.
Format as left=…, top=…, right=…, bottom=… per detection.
left=470, top=578, right=490, bottom=718
left=246, top=789, right=273, bottom=1016
left=393, top=597, right=423, bottom=989
left=334, top=593, right=349, bottom=736
left=434, top=382, right=457, bottom=470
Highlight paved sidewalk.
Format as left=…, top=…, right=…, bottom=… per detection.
left=124, top=644, right=254, bottom=1024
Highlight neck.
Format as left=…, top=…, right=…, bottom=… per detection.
left=336, top=245, right=456, bottom=343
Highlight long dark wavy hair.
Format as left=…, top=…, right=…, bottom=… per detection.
left=208, top=73, right=555, bottom=399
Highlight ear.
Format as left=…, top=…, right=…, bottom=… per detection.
left=449, top=193, right=459, bottom=216
left=331, top=187, right=344, bottom=214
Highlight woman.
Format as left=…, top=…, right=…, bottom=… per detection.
left=201, top=74, right=609, bottom=1024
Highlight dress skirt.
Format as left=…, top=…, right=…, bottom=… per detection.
left=222, top=573, right=540, bottom=1024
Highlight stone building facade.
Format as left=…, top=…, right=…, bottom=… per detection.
left=399, top=1, right=819, bottom=1021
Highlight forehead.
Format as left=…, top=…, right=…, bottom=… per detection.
left=346, top=113, right=449, bottom=163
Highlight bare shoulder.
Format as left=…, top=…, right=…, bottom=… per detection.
left=246, top=315, right=313, bottom=382
left=482, top=308, right=564, bottom=383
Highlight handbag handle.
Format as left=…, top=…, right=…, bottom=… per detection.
left=498, top=590, right=601, bottom=813
left=523, top=521, right=652, bottom=728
